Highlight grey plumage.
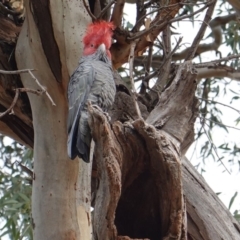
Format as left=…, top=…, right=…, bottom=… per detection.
left=67, top=44, right=116, bottom=162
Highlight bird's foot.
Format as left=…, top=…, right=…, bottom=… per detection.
left=91, top=104, right=111, bottom=122
left=103, top=112, right=111, bottom=122
left=91, top=104, right=103, bottom=112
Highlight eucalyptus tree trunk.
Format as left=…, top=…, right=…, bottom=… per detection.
left=15, top=1, right=91, bottom=239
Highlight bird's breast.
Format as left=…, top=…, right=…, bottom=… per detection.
left=85, top=61, right=116, bottom=111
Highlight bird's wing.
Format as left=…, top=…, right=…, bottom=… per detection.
left=67, top=61, right=94, bottom=159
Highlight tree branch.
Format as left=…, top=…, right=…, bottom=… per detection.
left=88, top=103, right=122, bottom=240
left=147, top=61, right=199, bottom=154
left=197, top=65, right=240, bottom=81
left=0, top=68, right=56, bottom=106
left=0, top=88, right=19, bottom=118
left=128, top=40, right=142, bottom=118
left=0, top=69, right=35, bottom=74
left=0, top=88, right=43, bottom=118
left=27, top=70, right=56, bottom=106
left=97, top=0, right=116, bottom=20
left=185, top=0, right=217, bottom=61
left=111, top=0, right=125, bottom=27
left=196, top=54, right=240, bottom=67
left=111, top=0, right=183, bottom=68
left=83, top=0, right=97, bottom=21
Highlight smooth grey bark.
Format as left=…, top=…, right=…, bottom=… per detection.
left=15, top=1, right=91, bottom=239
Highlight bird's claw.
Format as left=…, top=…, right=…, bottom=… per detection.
left=92, top=104, right=111, bottom=122
left=103, top=112, right=111, bottom=122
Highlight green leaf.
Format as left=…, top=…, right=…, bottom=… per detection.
left=228, top=192, right=238, bottom=210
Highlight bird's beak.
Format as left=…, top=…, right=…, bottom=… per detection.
left=98, top=43, right=106, bottom=53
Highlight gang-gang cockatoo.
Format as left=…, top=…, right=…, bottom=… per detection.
left=67, top=21, right=116, bottom=162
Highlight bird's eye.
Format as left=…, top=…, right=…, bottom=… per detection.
left=90, top=44, right=94, bottom=48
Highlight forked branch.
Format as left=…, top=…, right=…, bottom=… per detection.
left=0, top=68, right=56, bottom=106
left=0, top=68, right=56, bottom=118
left=0, top=88, right=43, bottom=118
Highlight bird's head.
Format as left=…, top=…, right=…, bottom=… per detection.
left=83, top=21, right=115, bottom=59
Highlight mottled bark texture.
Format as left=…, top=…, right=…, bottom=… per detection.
left=0, top=0, right=240, bottom=240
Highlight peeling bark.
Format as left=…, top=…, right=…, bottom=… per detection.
left=147, top=62, right=199, bottom=154
left=89, top=104, right=122, bottom=239
left=89, top=105, right=184, bottom=239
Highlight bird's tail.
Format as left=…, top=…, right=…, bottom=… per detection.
left=77, top=137, right=91, bottom=163
left=76, top=112, right=91, bottom=163
left=67, top=116, right=79, bottom=160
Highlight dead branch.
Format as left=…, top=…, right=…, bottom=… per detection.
left=153, top=26, right=172, bottom=94
left=197, top=65, right=240, bottom=81
left=196, top=54, right=240, bottom=67
left=139, top=43, right=153, bottom=94
left=132, top=0, right=146, bottom=32
left=111, top=0, right=125, bottom=27
left=129, top=41, right=142, bottom=118
left=135, top=55, right=240, bottom=83
left=133, top=36, right=182, bottom=88
left=89, top=96, right=190, bottom=238
left=83, top=0, right=97, bottom=21
left=0, top=87, right=19, bottom=117
left=0, top=69, right=35, bottom=74
left=132, top=2, right=186, bottom=32
left=0, top=87, right=42, bottom=118
left=97, top=0, right=116, bottom=20
left=27, top=70, right=56, bottom=106
left=145, top=37, right=182, bottom=105
left=185, top=0, right=217, bottom=61
left=127, top=20, right=168, bottom=41
left=17, top=88, right=43, bottom=95
left=111, top=0, right=183, bottom=68
left=174, top=13, right=236, bottom=60
left=146, top=61, right=199, bottom=154
left=134, top=0, right=182, bottom=53
left=169, top=0, right=215, bottom=25
left=134, top=10, right=237, bottom=69
left=88, top=103, right=122, bottom=240
left=0, top=68, right=56, bottom=106
left=129, top=1, right=212, bottom=41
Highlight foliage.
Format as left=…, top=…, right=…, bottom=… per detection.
left=229, top=192, right=240, bottom=222
left=0, top=136, right=33, bottom=240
